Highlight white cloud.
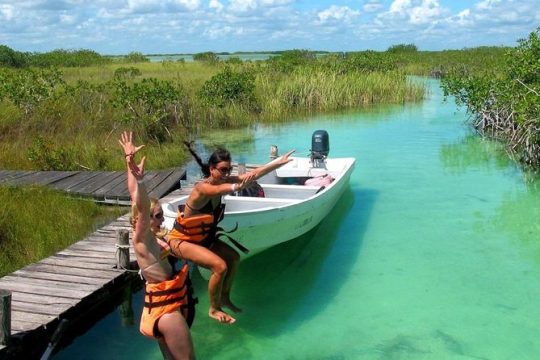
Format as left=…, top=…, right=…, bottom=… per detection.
left=385, top=0, right=448, bottom=24
left=317, top=5, right=360, bottom=24
left=60, top=13, right=77, bottom=24
left=260, top=0, right=294, bottom=6
left=0, top=0, right=538, bottom=54
left=203, top=24, right=245, bottom=39
left=363, top=1, right=383, bottom=13
left=172, top=0, right=200, bottom=11
left=0, top=4, right=15, bottom=20
left=209, top=0, right=223, bottom=11
left=229, top=0, right=258, bottom=13
left=476, top=0, right=503, bottom=11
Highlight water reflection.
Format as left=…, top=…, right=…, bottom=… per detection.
left=440, top=134, right=512, bottom=174
left=491, top=183, right=540, bottom=264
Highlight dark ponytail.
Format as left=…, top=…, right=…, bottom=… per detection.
left=184, top=141, right=210, bottom=177
left=183, top=141, right=231, bottom=178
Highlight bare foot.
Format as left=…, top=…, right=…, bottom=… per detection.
left=221, top=298, right=242, bottom=313
left=209, top=307, right=236, bottom=324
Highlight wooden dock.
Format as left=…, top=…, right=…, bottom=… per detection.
left=0, top=168, right=186, bottom=205
left=0, top=214, right=137, bottom=358
left=0, top=168, right=188, bottom=358
left=0, top=163, right=257, bottom=358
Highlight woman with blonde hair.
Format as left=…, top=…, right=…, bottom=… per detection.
left=119, top=131, right=195, bottom=360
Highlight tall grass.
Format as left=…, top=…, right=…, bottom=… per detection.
left=0, top=59, right=424, bottom=170
left=0, top=185, right=125, bottom=277
left=257, top=69, right=424, bottom=118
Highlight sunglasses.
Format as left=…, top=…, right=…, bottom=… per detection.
left=152, top=212, right=164, bottom=220
left=216, top=166, right=232, bottom=175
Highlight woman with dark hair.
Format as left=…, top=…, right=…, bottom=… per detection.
left=168, top=142, right=294, bottom=324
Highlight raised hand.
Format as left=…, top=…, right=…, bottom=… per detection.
left=118, top=131, right=145, bottom=158
left=278, top=149, right=295, bottom=165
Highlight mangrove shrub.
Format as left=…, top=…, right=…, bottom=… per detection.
left=441, top=27, right=540, bottom=168
left=199, top=66, right=257, bottom=109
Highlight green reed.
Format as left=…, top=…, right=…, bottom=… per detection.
left=0, top=185, right=125, bottom=277
left=0, top=58, right=426, bottom=171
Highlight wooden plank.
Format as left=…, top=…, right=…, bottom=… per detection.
left=57, top=249, right=119, bottom=260
left=1, top=275, right=97, bottom=292
left=10, top=171, right=77, bottom=186
left=39, top=257, right=118, bottom=271
left=92, top=172, right=127, bottom=197
left=11, top=269, right=110, bottom=286
left=107, top=170, right=161, bottom=198
left=0, top=171, right=35, bottom=183
left=49, top=172, right=100, bottom=192
left=11, top=319, right=43, bottom=333
left=11, top=300, right=71, bottom=316
left=10, top=291, right=79, bottom=306
left=68, top=240, right=128, bottom=251
left=148, top=168, right=184, bottom=199
left=76, top=171, right=125, bottom=195
left=0, top=279, right=89, bottom=299
left=144, top=169, right=174, bottom=194
left=99, top=225, right=131, bottom=233
left=62, top=171, right=109, bottom=194
left=23, top=263, right=120, bottom=280
left=11, top=310, right=56, bottom=326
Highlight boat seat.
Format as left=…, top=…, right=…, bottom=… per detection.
left=257, top=184, right=321, bottom=200
left=224, top=196, right=301, bottom=212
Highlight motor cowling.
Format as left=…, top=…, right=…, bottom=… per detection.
left=310, top=130, right=329, bottom=167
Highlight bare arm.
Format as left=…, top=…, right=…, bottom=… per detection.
left=238, top=149, right=295, bottom=181
left=128, top=155, right=151, bottom=240
left=118, top=131, right=150, bottom=243
left=118, top=131, right=145, bottom=201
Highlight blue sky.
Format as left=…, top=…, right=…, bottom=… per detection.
left=0, top=0, right=538, bottom=55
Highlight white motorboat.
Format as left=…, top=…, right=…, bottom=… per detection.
left=162, top=130, right=355, bottom=259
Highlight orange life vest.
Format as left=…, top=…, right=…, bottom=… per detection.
left=168, top=212, right=216, bottom=244
left=168, top=203, right=249, bottom=254
left=140, top=263, right=196, bottom=338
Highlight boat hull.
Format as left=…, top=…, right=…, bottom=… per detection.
left=163, top=157, right=355, bottom=259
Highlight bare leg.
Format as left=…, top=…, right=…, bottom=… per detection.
left=173, top=241, right=236, bottom=324
left=211, top=241, right=242, bottom=313
left=157, top=311, right=195, bottom=360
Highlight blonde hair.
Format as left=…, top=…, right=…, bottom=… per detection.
left=130, top=198, right=168, bottom=239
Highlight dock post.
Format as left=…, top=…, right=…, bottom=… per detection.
left=0, top=289, right=11, bottom=346
left=116, top=229, right=130, bottom=270
left=270, top=145, right=279, bottom=160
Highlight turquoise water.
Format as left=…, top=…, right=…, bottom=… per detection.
left=54, top=79, right=540, bottom=359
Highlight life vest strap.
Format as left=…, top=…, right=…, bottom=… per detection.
left=215, top=223, right=249, bottom=254
left=144, top=293, right=188, bottom=309
left=145, top=284, right=186, bottom=297
left=173, top=220, right=214, bottom=234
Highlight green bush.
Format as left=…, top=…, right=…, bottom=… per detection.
left=123, top=52, right=150, bottom=63
left=27, top=136, right=76, bottom=170
left=199, top=66, right=256, bottom=108
left=267, top=49, right=317, bottom=73
left=0, top=67, right=65, bottom=115
left=193, top=52, right=220, bottom=64
left=29, top=49, right=111, bottom=67
left=387, top=44, right=418, bottom=53
left=0, top=45, right=29, bottom=67
left=441, top=27, right=540, bottom=167
left=111, top=75, right=189, bottom=142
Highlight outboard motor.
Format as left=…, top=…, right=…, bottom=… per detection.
left=310, top=130, right=329, bottom=168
